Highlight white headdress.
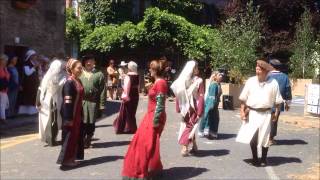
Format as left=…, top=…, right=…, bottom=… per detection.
left=25, top=49, right=36, bottom=62
left=39, top=59, right=66, bottom=100
left=171, top=60, right=202, bottom=117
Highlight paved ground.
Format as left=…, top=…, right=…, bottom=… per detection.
left=0, top=97, right=319, bottom=179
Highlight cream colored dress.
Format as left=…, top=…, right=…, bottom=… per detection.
left=236, top=76, right=283, bottom=147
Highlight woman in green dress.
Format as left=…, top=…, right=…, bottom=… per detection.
left=198, top=71, right=223, bottom=139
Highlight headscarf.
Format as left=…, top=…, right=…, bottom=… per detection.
left=25, top=49, right=36, bottom=62
left=39, top=59, right=66, bottom=100
left=65, top=58, right=79, bottom=75
left=171, top=60, right=202, bottom=117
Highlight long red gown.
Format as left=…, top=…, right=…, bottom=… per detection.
left=122, top=79, right=168, bottom=179
left=57, top=77, right=84, bottom=164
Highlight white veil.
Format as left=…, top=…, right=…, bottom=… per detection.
left=39, top=59, right=66, bottom=100
left=170, top=60, right=199, bottom=117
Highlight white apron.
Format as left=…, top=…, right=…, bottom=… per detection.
left=236, top=110, right=271, bottom=148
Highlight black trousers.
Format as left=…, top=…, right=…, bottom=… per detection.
left=270, top=112, right=280, bottom=139
left=83, top=123, right=95, bottom=137
left=250, top=129, right=268, bottom=161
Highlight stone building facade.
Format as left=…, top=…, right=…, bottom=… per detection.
left=0, top=0, right=65, bottom=56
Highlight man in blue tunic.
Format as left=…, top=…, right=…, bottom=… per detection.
left=268, top=59, right=292, bottom=145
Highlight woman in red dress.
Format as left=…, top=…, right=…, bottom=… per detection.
left=113, top=61, right=139, bottom=134
left=57, top=59, right=84, bottom=167
left=122, top=59, right=168, bottom=179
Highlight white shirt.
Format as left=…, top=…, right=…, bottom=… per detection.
left=239, top=76, right=283, bottom=108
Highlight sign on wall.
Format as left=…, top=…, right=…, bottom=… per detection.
left=306, top=84, right=320, bottom=115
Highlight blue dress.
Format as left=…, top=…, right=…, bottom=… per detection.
left=199, top=81, right=222, bottom=135
left=6, top=66, right=19, bottom=117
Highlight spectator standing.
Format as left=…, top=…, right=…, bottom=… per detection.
left=116, top=61, right=127, bottom=100
left=106, top=59, right=118, bottom=100
left=18, top=49, right=40, bottom=115
left=0, top=54, right=10, bottom=124
left=6, top=54, right=19, bottom=118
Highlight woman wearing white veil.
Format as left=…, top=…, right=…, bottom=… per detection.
left=36, top=59, right=66, bottom=146
left=171, top=60, right=205, bottom=156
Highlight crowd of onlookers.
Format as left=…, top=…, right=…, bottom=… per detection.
left=0, top=50, right=52, bottom=124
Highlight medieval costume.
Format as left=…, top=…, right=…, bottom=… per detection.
left=18, top=50, right=40, bottom=115
left=199, top=74, right=222, bottom=139
left=122, top=79, right=167, bottom=179
left=267, top=59, right=292, bottom=145
left=57, top=59, right=84, bottom=166
left=37, top=59, right=66, bottom=146
left=236, top=60, right=283, bottom=166
left=113, top=61, right=139, bottom=134
left=171, top=60, right=204, bottom=156
left=79, top=66, right=106, bottom=148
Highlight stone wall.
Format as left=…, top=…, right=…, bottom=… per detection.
left=0, top=0, right=65, bottom=56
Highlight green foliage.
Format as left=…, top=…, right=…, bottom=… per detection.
left=81, top=21, right=145, bottom=53
left=210, top=0, right=263, bottom=83
left=66, top=8, right=93, bottom=41
left=80, top=0, right=133, bottom=26
left=151, top=0, right=204, bottom=24
left=290, top=8, right=316, bottom=78
left=81, top=7, right=219, bottom=61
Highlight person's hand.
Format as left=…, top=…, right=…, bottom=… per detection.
left=285, top=103, right=290, bottom=111
left=271, top=113, right=277, bottom=122
left=240, top=111, right=247, bottom=121
left=36, top=103, right=41, bottom=110
left=64, top=121, right=73, bottom=127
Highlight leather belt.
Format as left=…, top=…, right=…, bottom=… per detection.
left=248, top=107, right=271, bottom=112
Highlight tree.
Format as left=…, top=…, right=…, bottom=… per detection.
left=290, top=8, right=316, bottom=78
left=80, top=0, right=133, bottom=26
left=211, top=0, right=263, bottom=83
left=81, top=8, right=220, bottom=62
left=150, top=0, right=204, bottom=25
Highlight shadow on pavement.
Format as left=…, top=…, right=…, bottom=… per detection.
left=104, top=101, right=121, bottom=117
left=91, top=141, right=130, bottom=148
left=60, top=155, right=123, bottom=171
left=274, top=139, right=308, bottom=145
left=160, top=167, right=208, bottom=179
left=243, top=156, right=302, bottom=167
left=95, top=124, right=112, bottom=128
left=0, top=123, right=37, bottom=139
left=194, top=149, right=230, bottom=157
left=267, top=156, right=302, bottom=166
left=217, top=133, right=237, bottom=140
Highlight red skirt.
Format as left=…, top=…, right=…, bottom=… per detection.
left=122, top=111, right=166, bottom=179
